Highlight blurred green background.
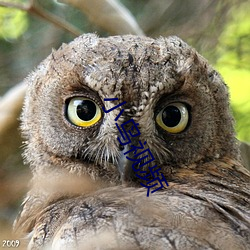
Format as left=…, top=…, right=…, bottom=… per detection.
left=0, top=0, right=249, bottom=241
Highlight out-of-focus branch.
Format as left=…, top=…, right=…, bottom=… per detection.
left=0, top=0, right=81, bottom=36
left=0, top=1, right=28, bottom=10
left=0, top=82, right=26, bottom=138
left=59, top=0, right=144, bottom=35
left=0, top=82, right=26, bottom=169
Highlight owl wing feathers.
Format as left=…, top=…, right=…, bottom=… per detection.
left=27, top=161, right=250, bottom=250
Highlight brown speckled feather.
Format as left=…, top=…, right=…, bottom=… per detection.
left=25, top=158, right=250, bottom=250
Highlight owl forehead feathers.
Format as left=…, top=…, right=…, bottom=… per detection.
left=48, top=34, right=209, bottom=115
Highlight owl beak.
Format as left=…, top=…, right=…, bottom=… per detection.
left=118, top=145, right=133, bottom=183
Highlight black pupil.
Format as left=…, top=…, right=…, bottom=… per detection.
left=76, top=100, right=96, bottom=121
left=162, top=105, right=181, bottom=127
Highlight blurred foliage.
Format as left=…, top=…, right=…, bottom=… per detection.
left=216, top=2, right=250, bottom=69
left=0, top=6, right=28, bottom=40
left=215, top=1, right=250, bottom=141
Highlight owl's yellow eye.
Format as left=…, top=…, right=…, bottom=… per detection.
left=66, top=97, right=101, bottom=127
left=156, top=103, right=189, bottom=133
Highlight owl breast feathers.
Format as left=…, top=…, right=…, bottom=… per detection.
left=14, top=34, right=250, bottom=250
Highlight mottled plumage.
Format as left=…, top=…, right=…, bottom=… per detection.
left=14, top=34, right=250, bottom=249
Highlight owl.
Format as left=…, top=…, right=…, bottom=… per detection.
left=14, top=34, right=250, bottom=250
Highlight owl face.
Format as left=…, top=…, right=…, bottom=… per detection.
left=21, top=34, right=238, bottom=184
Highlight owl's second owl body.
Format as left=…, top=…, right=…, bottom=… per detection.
left=15, top=34, right=250, bottom=249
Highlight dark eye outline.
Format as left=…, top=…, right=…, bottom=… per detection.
left=65, top=97, right=102, bottom=127
left=156, top=102, right=189, bottom=133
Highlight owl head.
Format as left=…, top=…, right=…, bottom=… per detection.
left=21, top=34, right=239, bottom=185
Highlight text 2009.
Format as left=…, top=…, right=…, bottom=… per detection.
left=2, top=240, right=20, bottom=248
